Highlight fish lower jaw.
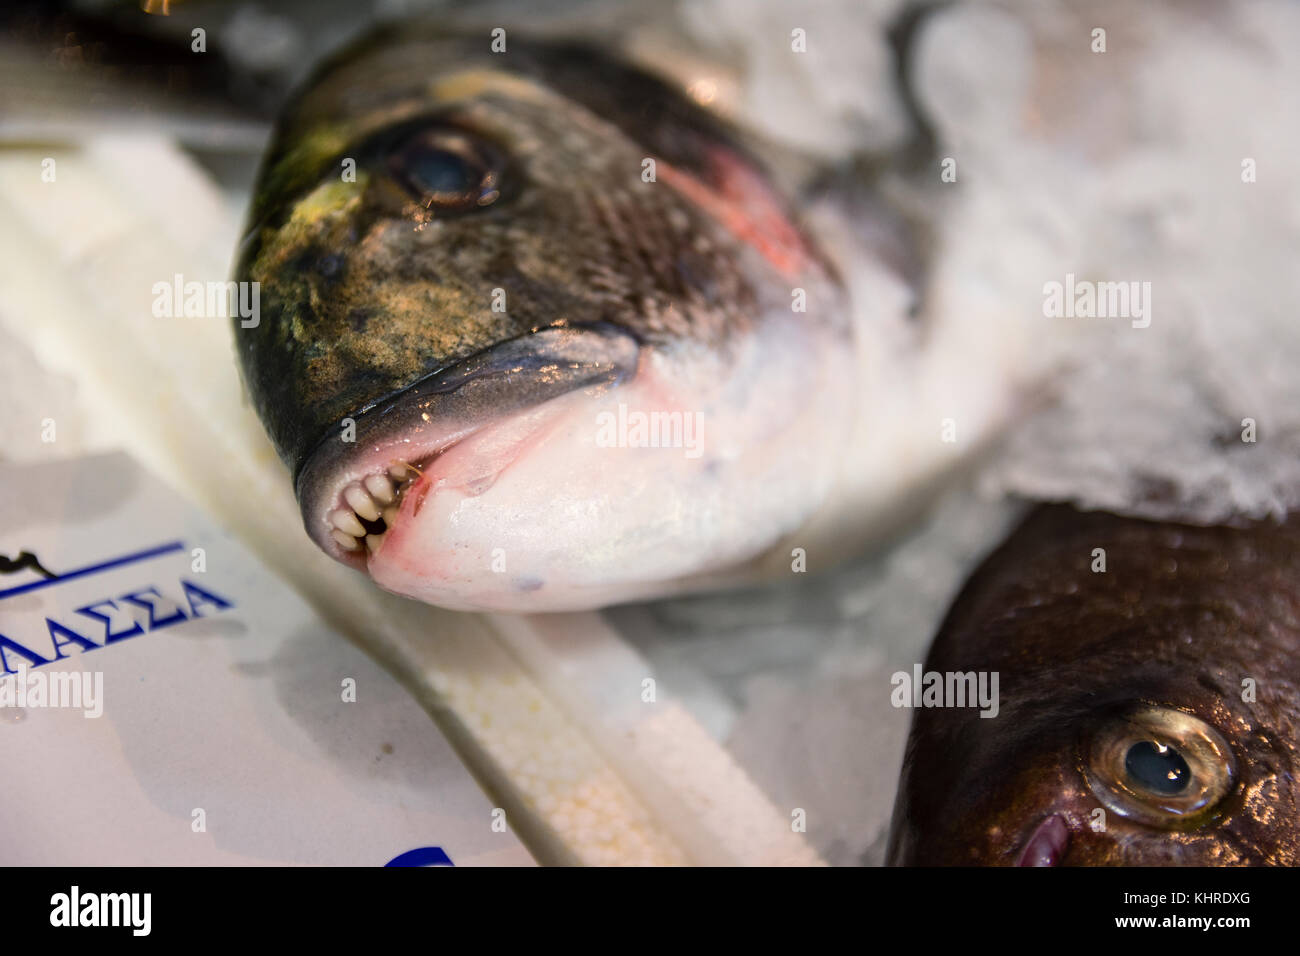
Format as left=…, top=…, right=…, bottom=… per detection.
left=326, top=460, right=425, bottom=557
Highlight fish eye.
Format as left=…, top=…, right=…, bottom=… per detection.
left=386, top=127, right=503, bottom=212
left=1082, top=706, right=1236, bottom=828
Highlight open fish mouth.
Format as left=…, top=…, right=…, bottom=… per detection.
left=297, top=323, right=640, bottom=573
left=321, top=461, right=413, bottom=557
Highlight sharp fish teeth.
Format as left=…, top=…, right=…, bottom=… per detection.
left=344, top=483, right=381, bottom=521
left=364, top=473, right=396, bottom=505
left=332, top=529, right=360, bottom=551
left=331, top=469, right=411, bottom=556
left=329, top=508, right=366, bottom=537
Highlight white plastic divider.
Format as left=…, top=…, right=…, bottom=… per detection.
left=491, top=612, right=824, bottom=865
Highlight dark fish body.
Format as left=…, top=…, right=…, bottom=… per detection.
left=888, top=505, right=1300, bottom=866
left=233, top=24, right=853, bottom=611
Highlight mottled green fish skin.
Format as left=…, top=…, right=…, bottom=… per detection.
left=232, top=24, right=835, bottom=480
left=889, top=505, right=1300, bottom=866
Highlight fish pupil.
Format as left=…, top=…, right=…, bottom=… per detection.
left=1125, top=740, right=1191, bottom=795
left=408, top=148, right=476, bottom=198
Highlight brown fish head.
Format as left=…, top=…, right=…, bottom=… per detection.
left=888, top=506, right=1300, bottom=866
left=233, top=27, right=853, bottom=611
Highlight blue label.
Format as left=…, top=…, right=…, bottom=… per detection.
left=385, top=847, right=455, bottom=867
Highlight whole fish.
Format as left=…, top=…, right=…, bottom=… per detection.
left=232, top=24, right=860, bottom=612
left=887, top=505, right=1300, bottom=865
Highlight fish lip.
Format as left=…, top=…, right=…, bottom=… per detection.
left=294, top=322, right=641, bottom=569
left=1017, top=813, right=1071, bottom=867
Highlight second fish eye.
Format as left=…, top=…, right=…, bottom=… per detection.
left=1082, top=706, right=1236, bottom=828
left=387, top=128, right=503, bottom=212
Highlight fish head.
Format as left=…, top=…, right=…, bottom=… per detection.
left=234, top=28, right=854, bottom=611
left=887, top=507, right=1300, bottom=866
